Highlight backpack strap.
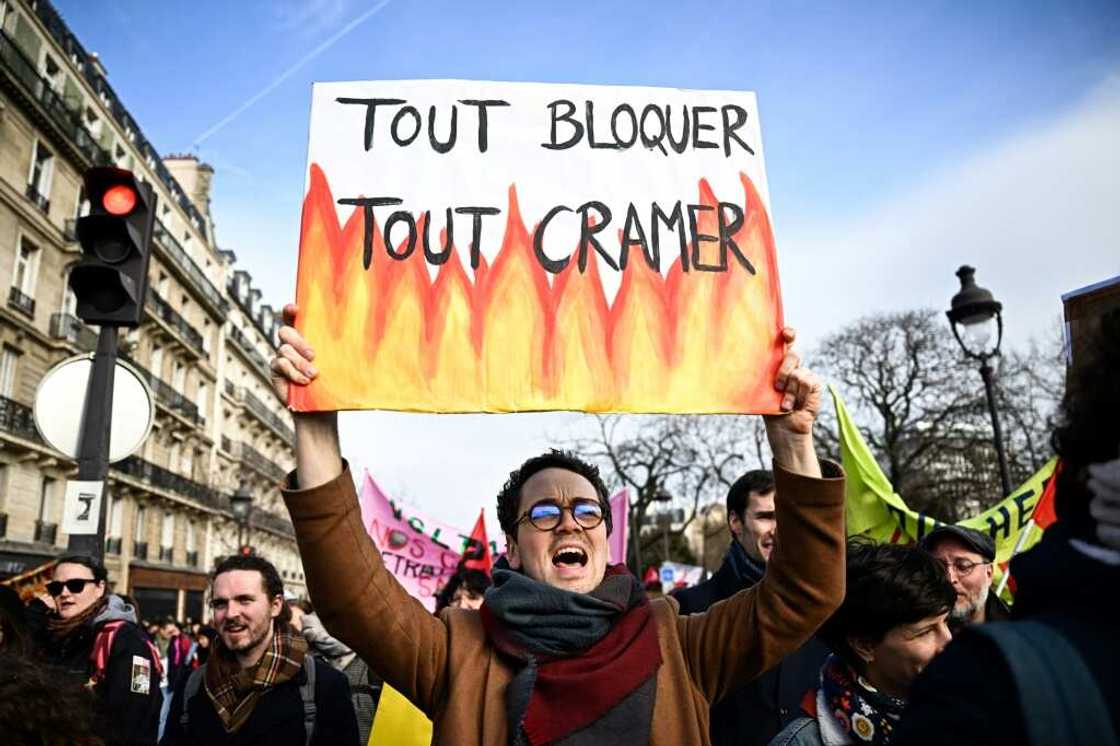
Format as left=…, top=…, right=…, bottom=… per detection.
left=973, top=621, right=1117, bottom=746
left=89, top=620, right=164, bottom=686
left=179, top=664, right=206, bottom=730
left=300, top=654, right=317, bottom=746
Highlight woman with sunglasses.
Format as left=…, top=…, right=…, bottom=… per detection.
left=29, top=554, right=164, bottom=745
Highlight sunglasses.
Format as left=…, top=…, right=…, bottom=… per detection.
left=515, top=498, right=604, bottom=531
left=47, top=578, right=98, bottom=597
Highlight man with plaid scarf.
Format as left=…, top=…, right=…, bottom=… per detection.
left=160, top=554, right=358, bottom=746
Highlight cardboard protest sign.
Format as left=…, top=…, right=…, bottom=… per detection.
left=832, top=386, right=1058, bottom=599
left=357, top=470, right=503, bottom=611
left=293, top=80, right=785, bottom=414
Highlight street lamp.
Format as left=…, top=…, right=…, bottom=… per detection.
left=946, top=265, right=1012, bottom=497
left=230, top=479, right=254, bottom=550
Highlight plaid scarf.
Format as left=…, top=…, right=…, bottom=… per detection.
left=47, top=595, right=107, bottom=641
left=204, top=622, right=308, bottom=734
left=817, top=654, right=906, bottom=745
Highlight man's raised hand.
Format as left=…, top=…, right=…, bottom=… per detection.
left=271, top=303, right=319, bottom=402
left=763, top=327, right=823, bottom=477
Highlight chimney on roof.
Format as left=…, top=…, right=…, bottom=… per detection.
left=163, top=154, right=216, bottom=244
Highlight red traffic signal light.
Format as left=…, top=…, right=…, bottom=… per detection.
left=102, top=184, right=138, bottom=216
left=239, top=545, right=254, bottom=556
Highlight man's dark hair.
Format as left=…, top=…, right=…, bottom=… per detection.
left=1051, top=308, right=1120, bottom=544
left=211, top=554, right=292, bottom=626
left=496, top=450, right=612, bottom=537
left=726, top=469, right=775, bottom=520
left=159, top=615, right=179, bottom=629
left=819, top=539, right=955, bottom=672
left=53, top=554, right=108, bottom=584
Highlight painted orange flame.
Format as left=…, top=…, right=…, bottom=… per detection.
left=292, top=164, right=785, bottom=413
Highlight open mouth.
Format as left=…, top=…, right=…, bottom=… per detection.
left=552, top=546, right=588, bottom=568
left=224, top=623, right=248, bottom=634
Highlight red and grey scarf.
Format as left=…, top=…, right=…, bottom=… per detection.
left=204, top=622, right=307, bottom=734
left=480, top=562, right=662, bottom=745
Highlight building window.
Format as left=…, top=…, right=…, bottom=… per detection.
left=40, top=53, right=63, bottom=93
left=157, top=271, right=169, bottom=297
left=133, top=505, right=148, bottom=559
left=197, top=382, right=208, bottom=420
left=0, top=347, right=17, bottom=398
left=172, top=360, right=185, bottom=391
left=202, top=318, right=211, bottom=352
left=149, top=345, right=164, bottom=379
left=181, top=448, right=193, bottom=479
left=13, top=236, right=40, bottom=298
left=27, top=141, right=54, bottom=207
left=84, top=106, right=102, bottom=140
left=159, top=511, right=174, bottom=562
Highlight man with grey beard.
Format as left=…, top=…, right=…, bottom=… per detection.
left=920, top=525, right=1009, bottom=632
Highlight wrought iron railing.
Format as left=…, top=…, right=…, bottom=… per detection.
left=0, top=30, right=110, bottom=167
left=147, top=290, right=205, bottom=355
left=34, top=520, right=57, bottom=544
left=152, top=222, right=227, bottom=315
left=121, top=356, right=201, bottom=425
left=243, top=389, right=295, bottom=444
left=250, top=507, right=295, bottom=539
left=226, top=324, right=272, bottom=379
left=0, top=396, right=41, bottom=442
left=8, top=287, right=35, bottom=318
left=158, top=546, right=173, bottom=562
left=241, top=442, right=287, bottom=482
left=25, top=182, right=50, bottom=213
left=133, top=541, right=148, bottom=560
left=50, top=312, right=97, bottom=350
left=186, top=550, right=199, bottom=567
left=114, top=456, right=223, bottom=510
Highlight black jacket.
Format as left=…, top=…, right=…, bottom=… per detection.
left=673, top=544, right=829, bottom=746
left=33, top=595, right=163, bottom=746
left=894, top=523, right=1120, bottom=745
left=160, top=654, right=360, bottom=746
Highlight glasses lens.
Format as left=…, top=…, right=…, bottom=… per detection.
left=572, top=500, right=604, bottom=527
left=528, top=502, right=562, bottom=529
left=46, top=581, right=64, bottom=596
left=67, top=579, right=91, bottom=593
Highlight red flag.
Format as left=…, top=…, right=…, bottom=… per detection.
left=462, top=509, right=493, bottom=576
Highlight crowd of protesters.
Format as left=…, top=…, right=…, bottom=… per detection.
left=0, top=306, right=1115, bottom=745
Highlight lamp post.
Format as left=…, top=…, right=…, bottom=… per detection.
left=946, top=265, right=1012, bottom=498
left=230, top=480, right=254, bottom=551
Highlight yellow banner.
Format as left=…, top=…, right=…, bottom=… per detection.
left=368, top=684, right=433, bottom=746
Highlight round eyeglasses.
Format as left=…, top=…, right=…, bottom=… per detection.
left=938, top=558, right=990, bottom=578
left=515, top=498, right=605, bottom=532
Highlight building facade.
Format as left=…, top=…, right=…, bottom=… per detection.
left=0, top=0, right=304, bottom=621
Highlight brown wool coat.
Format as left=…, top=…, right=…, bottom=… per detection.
left=281, top=460, right=845, bottom=746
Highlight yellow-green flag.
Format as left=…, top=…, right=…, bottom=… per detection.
left=368, top=684, right=433, bottom=746
left=831, top=385, right=1057, bottom=593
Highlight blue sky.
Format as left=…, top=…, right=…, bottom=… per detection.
left=52, top=0, right=1120, bottom=526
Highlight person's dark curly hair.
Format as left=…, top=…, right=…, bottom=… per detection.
left=211, top=554, right=292, bottom=626
left=434, top=568, right=493, bottom=613
left=1051, top=308, right=1120, bottom=543
left=0, top=651, right=103, bottom=744
left=818, top=539, right=955, bottom=673
left=726, top=470, right=775, bottom=521
left=495, top=450, right=612, bottom=537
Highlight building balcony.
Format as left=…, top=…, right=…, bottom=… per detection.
left=25, top=183, right=50, bottom=214
left=152, top=222, right=228, bottom=317
left=158, top=546, right=173, bottom=562
left=0, top=395, right=42, bottom=443
left=249, top=507, right=296, bottom=540
left=146, top=290, right=206, bottom=358
left=121, top=356, right=202, bottom=426
left=114, top=455, right=223, bottom=511
left=240, top=442, right=287, bottom=483
left=242, top=389, right=295, bottom=444
left=34, top=520, right=57, bottom=544
left=105, top=537, right=122, bottom=555
left=226, top=324, right=272, bottom=380
left=133, top=541, right=148, bottom=560
left=0, top=30, right=110, bottom=169
left=50, top=312, right=98, bottom=351
left=8, top=287, right=35, bottom=319
left=186, top=550, right=199, bottom=568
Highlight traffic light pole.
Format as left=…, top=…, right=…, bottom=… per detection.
left=66, top=325, right=118, bottom=559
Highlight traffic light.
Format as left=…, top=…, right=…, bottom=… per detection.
left=69, top=167, right=155, bottom=326
left=239, top=545, right=255, bottom=557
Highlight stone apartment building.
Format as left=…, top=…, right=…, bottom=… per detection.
left=0, top=0, right=305, bottom=620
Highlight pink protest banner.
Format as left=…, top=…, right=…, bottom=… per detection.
left=358, top=470, right=503, bottom=610
left=609, top=489, right=629, bottom=565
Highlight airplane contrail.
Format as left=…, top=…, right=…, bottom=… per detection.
left=193, top=0, right=392, bottom=147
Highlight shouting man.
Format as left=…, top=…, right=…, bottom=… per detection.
left=673, top=471, right=829, bottom=746
left=271, top=304, right=846, bottom=745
